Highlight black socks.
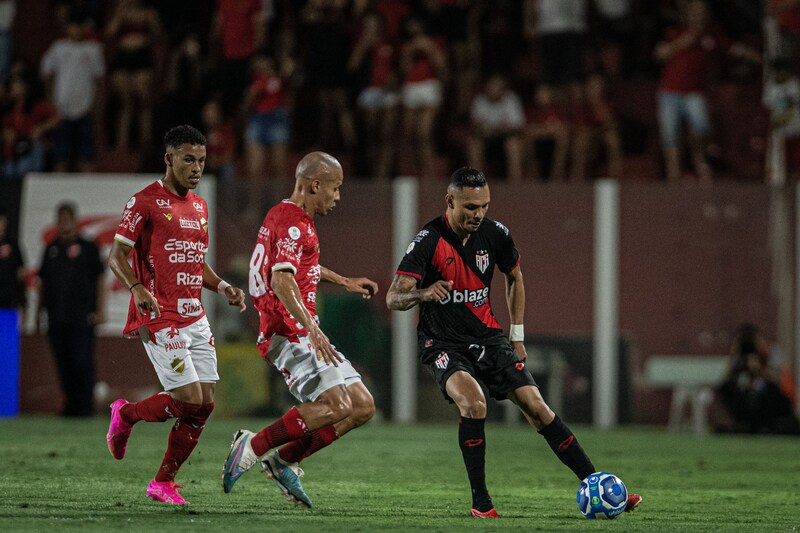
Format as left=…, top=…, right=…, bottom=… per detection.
left=459, top=416, right=493, bottom=512
left=539, top=415, right=596, bottom=480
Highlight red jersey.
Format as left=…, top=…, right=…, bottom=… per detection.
left=368, top=43, right=395, bottom=87
left=252, top=73, right=287, bottom=113
left=216, top=0, right=263, bottom=59
left=659, top=28, right=732, bottom=93
left=114, top=180, right=209, bottom=336
left=249, top=200, right=320, bottom=355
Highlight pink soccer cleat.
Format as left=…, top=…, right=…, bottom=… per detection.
left=625, top=493, right=642, bottom=512
left=146, top=479, right=189, bottom=505
left=107, top=399, right=133, bottom=460
left=471, top=507, right=501, bottom=518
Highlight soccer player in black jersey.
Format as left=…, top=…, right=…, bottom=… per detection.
left=386, top=167, right=641, bottom=518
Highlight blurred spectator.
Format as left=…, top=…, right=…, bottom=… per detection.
left=524, top=0, right=588, bottom=105
left=590, top=0, right=636, bottom=79
left=0, top=0, right=15, bottom=84
left=570, top=72, right=623, bottom=179
left=301, top=0, right=356, bottom=152
left=2, top=75, right=59, bottom=179
left=654, top=0, right=761, bottom=182
left=210, top=0, right=265, bottom=115
left=162, top=30, right=206, bottom=130
left=371, top=0, right=412, bottom=44
left=466, top=74, right=524, bottom=182
left=202, top=98, right=237, bottom=184
left=763, top=56, right=800, bottom=179
left=104, top=0, right=162, bottom=151
left=40, top=15, right=104, bottom=173
left=244, top=53, right=293, bottom=181
left=52, top=0, right=102, bottom=31
left=523, top=83, right=568, bottom=181
left=477, top=0, right=523, bottom=79
left=767, top=0, right=800, bottom=71
left=37, top=202, right=105, bottom=417
left=715, top=323, right=799, bottom=435
left=0, top=204, right=25, bottom=313
left=400, top=16, right=446, bottom=179
left=348, top=10, right=398, bottom=179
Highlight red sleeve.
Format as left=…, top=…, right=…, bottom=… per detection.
left=114, top=193, right=150, bottom=247
left=268, top=215, right=305, bottom=275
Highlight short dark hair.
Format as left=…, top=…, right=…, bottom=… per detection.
left=56, top=201, right=77, bottom=218
left=449, top=167, right=487, bottom=190
left=164, top=125, right=206, bottom=150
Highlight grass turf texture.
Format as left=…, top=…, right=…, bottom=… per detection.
left=0, top=417, right=797, bottom=532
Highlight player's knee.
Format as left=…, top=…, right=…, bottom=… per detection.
left=327, top=395, right=353, bottom=422
left=458, top=399, right=487, bottom=419
left=352, top=396, right=376, bottom=427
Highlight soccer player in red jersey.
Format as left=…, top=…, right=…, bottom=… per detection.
left=106, top=125, right=246, bottom=505
left=221, top=152, right=378, bottom=508
left=386, top=167, right=641, bottom=518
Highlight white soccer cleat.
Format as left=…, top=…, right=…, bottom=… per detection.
left=222, top=429, right=259, bottom=493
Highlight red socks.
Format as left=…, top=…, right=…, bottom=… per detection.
left=251, top=406, right=309, bottom=457
left=278, top=424, right=339, bottom=464
left=121, top=392, right=191, bottom=423
left=155, top=402, right=214, bottom=483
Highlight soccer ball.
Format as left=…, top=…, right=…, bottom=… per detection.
left=576, top=471, right=627, bottom=519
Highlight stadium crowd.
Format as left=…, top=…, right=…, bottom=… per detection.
left=0, top=0, right=783, bottom=185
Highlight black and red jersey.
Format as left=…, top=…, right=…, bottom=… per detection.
left=395, top=214, right=520, bottom=345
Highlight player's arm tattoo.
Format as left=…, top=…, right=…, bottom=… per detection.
left=386, top=274, right=422, bottom=311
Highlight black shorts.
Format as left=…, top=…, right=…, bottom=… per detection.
left=113, top=47, right=153, bottom=72
left=420, top=336, right=537, bottom=402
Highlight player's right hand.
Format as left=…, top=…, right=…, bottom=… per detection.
left=307, top=324, right=343, bottom=367
left=422, top=280, right=453, bottom=302
left=132, top=285, right=162, bottom=317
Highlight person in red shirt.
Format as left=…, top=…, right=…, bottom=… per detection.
left=523, top=84, right=568, bottom=181
left=400, top=16, right=447, bottom=179
left=2, top=75, right=59, bottom=179
left=349, top=11, right=399, bottom=179
left=106, top=125, right=246, bottom=505
left=211, top=0, right=265, bottom=113
left=222, top=152, right=378, bottom=509
left=654, top=0, right=761, bottom=182
left=244, top=53, right=293, bottom=182
left=201, top=98, right=237, bottom=184
left=570, top=73, right=623, bottom=180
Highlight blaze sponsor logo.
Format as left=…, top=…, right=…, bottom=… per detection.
left=177, top=272, right=203, bottom=286
left=179, top=218, right=201, bottom=230
left=156, top=199, right=171, bottom=208
left=165, top=340, right=187, bottom=351
left=434, top=352, right=449, bottom=370
left=163, top=213, right=173, bottom=221
left=476, top=251, right=489, bottom=273
left=177, top=298, right=203, bottom=317
left=438, top=287, right=489, bottom=307
left=170, top=357, right=186, bottom=374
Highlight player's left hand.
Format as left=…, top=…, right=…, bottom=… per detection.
left=513, top=341, right=527, bottom=362
left=345, top=277, right=379, bottom=299
left=224, top=286, right=247, bottom=312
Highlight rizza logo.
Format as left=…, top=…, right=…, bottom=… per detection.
left=439, top=287, right=489, bottom=307
left=177, top=298, right=203, bottom=317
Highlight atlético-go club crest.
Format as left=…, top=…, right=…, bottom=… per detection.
left=476, top=250, right=489, bottom=273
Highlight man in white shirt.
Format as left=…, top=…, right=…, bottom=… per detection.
left=40, top=15, right=105, bottom=172
left=466, top=75, right=526, bottom=183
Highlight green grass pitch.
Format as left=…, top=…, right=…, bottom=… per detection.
left=0, top=416, right=797, bottom=532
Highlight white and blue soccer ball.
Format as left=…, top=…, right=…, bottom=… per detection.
left=576, top=471, right=627, bottom=519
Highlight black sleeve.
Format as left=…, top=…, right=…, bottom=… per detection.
left=395, top=226, right=439, bottom=282
left=492, top=220, right=520, bottom=274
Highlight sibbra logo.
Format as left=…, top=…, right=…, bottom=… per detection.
left=439, top=287, right=489, bottom=307
left=177, top=298, right=203, bottom=317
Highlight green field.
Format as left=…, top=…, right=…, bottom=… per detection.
left=0, top=417, right=797, bottom=532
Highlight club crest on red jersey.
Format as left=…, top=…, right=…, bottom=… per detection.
left=476, top=250, right=489, bottom=273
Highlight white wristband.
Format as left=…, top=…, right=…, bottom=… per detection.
left=509, top=324, right=525, bottom=342
left=217, top=280, right=231, bottom=295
